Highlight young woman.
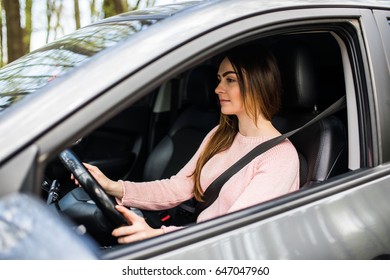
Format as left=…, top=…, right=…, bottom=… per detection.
left=76, top=44, right=300, bottom=244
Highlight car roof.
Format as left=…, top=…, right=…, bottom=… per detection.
left=90, top=0, right=205, bottom=23
left=95, top=0, right=390, bottom=24
left=87, top=0, right=390, bottom=26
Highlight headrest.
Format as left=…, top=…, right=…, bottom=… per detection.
left=274, top=41, right=319, bottom=112
left=186, top=64, right=218, bottom=110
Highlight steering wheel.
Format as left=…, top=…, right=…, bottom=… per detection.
left=58, top=149, right=128, bottom=229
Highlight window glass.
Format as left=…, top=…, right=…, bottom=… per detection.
left=0, top=20, right=157, bottom=113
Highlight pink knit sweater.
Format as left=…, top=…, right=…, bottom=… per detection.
left=118, top=126, right=299, bottom=233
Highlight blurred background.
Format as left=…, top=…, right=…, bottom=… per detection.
left=0, top=0, right=188, bottom=66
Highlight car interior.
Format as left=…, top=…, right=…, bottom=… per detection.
left=42, top=30, right=349, bottom=247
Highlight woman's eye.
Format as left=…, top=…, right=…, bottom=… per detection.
left=227, top=78, right=236, bottom=83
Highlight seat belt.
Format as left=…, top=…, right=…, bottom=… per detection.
left=193, top=96, right=346, bottom=218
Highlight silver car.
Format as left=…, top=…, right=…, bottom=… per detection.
left=0, top=0, right=390, bottom=260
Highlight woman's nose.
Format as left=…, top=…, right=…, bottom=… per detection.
left=215, top=81, right=223, bottom=94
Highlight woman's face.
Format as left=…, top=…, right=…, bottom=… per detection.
left=215, top=57, right=245, bottom=116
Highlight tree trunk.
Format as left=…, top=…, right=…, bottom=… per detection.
left=24, top=0, right=33, bottom=53
left=3, top=0, right=25, bottom=63
left=46, top=0, right=52, bottom=43
left=133, top=0, right=141, bottom=10
left=53, top=1, right=64, bottom=40
left=145, top=0, right=156, bottom=8
left=74, top=0, right=80, bottom=29
left=89, top=0, right=99, bottom=21
left=103, top=0, right=127, bottom=18
left=46, top=0, right=64, bottom=43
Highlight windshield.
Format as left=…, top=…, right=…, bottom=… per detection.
left=0, top=19, right=157, bottom=112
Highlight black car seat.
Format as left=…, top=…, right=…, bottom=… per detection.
left=272, top=37, right=348, bottom=188
left=143, top=64, right=219, bottom=181
left=141, top=64, right=219, bottom=227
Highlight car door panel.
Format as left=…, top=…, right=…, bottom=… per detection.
left=141, top=165, right=390, bottom=260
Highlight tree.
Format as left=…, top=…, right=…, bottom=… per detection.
left=3, top=0, right=25, bottom=63
left=74, top=0, right=80, bottom=29
left=103, top=0, right=128, bottom=18
left=89, top=0, right=100, bottom=22
left=0, top=0, right=164, bottom=65
left=46, top=0, right=64, bottom=44
left=24, top=0, right=33, bottom=53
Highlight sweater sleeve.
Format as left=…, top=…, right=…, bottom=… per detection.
left=227, top=140, right=300, bottom=214
left=117, top=126, right=218, bottom=211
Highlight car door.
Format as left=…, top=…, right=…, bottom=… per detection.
left=99, top=6, right=390, bottom=260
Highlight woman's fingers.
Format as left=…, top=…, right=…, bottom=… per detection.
left=112, top=205, right=163, bottom=244
left=70, top=173, right=79, bottom=186
left=70, top=162, right=99, bottom=187
left=111, top=208, right=146, bottom=243
left=114, top=205, right=142, bottom=226
left=83, top=162, right=95, bottom=169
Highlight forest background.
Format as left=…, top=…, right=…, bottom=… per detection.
left=0, top=0, right=186, bottom=66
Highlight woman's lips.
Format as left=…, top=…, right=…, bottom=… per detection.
left=219, top=99, right=229, bottom=104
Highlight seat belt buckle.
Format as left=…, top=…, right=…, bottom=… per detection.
left=159, top=211, right=171, bottom=225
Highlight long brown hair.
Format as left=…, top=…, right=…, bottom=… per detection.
left=192, top=44, right=282, bottom=202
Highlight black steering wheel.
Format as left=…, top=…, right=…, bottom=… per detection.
left=58, top=149, right=128, bottom=229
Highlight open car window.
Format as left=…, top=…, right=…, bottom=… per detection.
left=40, top=22, right=356, bottom=255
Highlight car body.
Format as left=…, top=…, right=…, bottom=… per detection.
left=1, top=0, right=390, bottom=259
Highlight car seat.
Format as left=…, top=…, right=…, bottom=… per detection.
left=143, top=64, right=219, bottom=181
left=272, top=38, right=348, bottom=188
left=141, top=64, right=219, bottom=227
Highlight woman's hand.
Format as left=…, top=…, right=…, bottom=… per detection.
left=112, top=205, right=164, bottom=244
left=70, top=163, right=123, bottom=198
